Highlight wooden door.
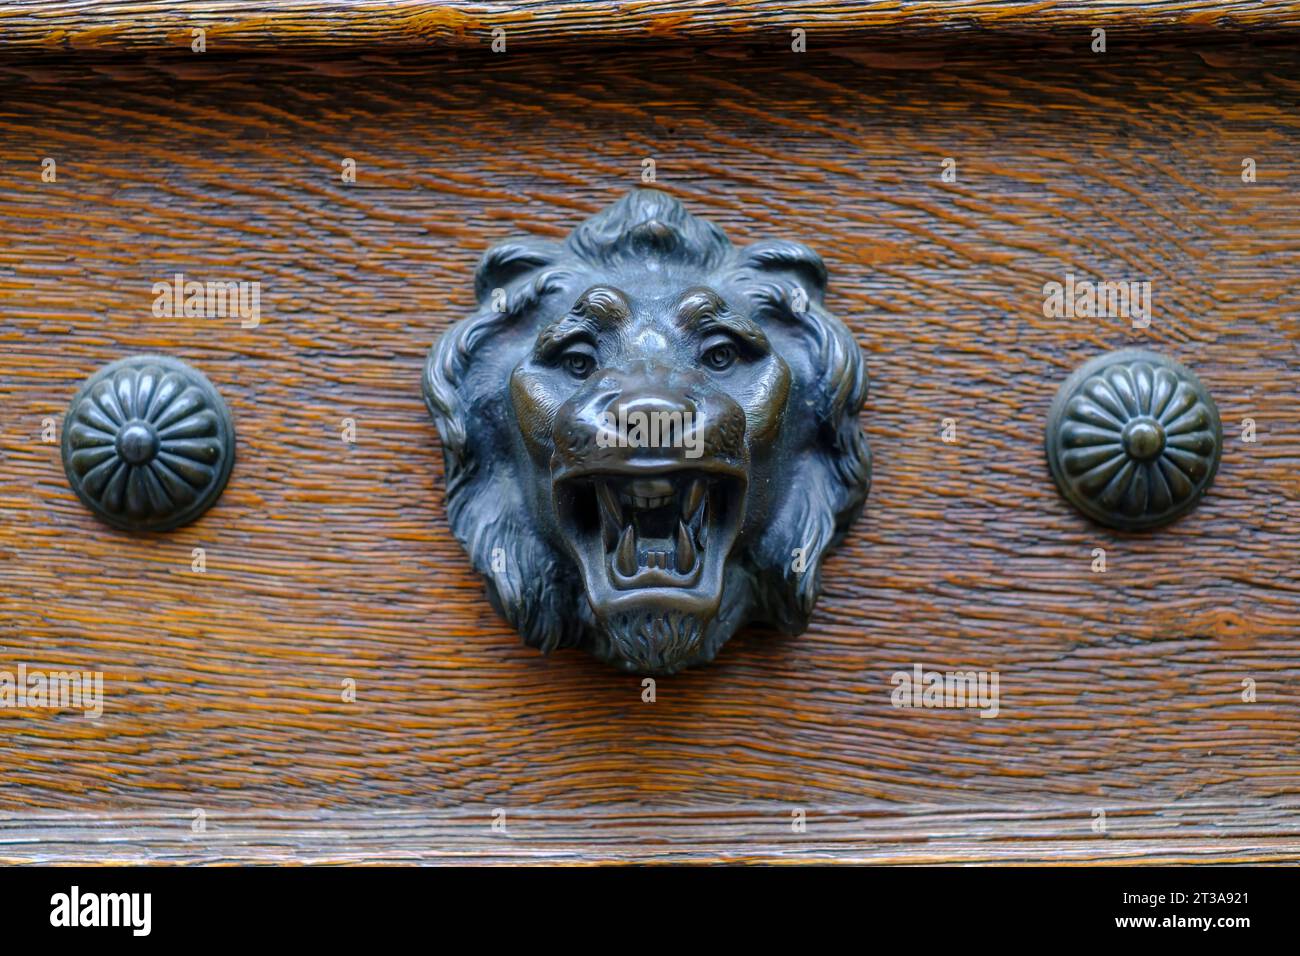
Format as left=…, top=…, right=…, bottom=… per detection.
left=1, top=2, right=1298, bottom=863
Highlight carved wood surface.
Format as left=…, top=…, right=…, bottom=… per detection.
left=2, top=1, right=1299, bottom=55
left=0, top=36, right=1298, bottom=863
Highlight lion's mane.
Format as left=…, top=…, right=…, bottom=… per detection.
left=424, top=189, right=870, bottom=668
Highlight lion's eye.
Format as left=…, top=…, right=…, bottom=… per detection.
left=562, top=351, right=596, bottom=379
left=701, top=343, right=737, bottom=372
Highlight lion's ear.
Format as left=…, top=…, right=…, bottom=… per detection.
left=474, top=239, right=562, bottom=304
left=737, top=240, right=828, bottom=305
left=431, top=237, right=564, bottom=468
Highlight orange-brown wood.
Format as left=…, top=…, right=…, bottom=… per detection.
left=2, top=1, right=1300, bottom=55
left=0, top=35, right=1298, bottom=863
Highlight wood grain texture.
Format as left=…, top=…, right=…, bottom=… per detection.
left=1, top=0, right=1299, bottom=55
left=0, top=37, right=1298, bottom=863
left=4, top=802, right=1299, bottom=864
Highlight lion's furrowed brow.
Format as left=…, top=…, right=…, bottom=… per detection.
left=573, top=285, right=632, bottom=326
left=674, top=288, right=769, bottom=349
left=535, top=313, right=600, bottom=356
left=536, top=285, right=632, bottom=355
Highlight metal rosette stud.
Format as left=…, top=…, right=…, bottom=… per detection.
left=1045, top=349, right=1221, bottom=531
left=61, top=355, right=235, bottom=532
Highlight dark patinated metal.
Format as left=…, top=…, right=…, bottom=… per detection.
left=424, top=189, right=871, bottom=673
left=1046, top=349, right=1221, bottom=531
left=62, top=355, right=235, bottom=532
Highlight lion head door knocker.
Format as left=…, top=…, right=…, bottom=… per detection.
left=424, top=189, right=871, bottom=673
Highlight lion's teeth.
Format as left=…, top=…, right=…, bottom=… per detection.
left=641, top=549, right=670, bottom=569
left=684, top=478, right=706, bottom=520
left=615, top=525, right=637, bottom=576
left=676, top=521, right=695, bottom=573
left=596, top=481, right=622, bottom=548
left=620, top=492, right=675, bottom=510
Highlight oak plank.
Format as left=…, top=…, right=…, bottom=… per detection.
left=3, top=802, right=1299, bottom=864
left=0, top=1, right=1297, bottom=56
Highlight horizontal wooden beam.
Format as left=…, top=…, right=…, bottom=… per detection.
left=1, top=1, right=1298, bottom=57
left=2, top=802, right=1298, bottom=863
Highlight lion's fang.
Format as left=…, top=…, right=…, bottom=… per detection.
left=676, top=521, right=695, bottom=573
left=684, top=478, right=706, bottom=522
left=693, top=496, right=709, bottom=547
left=616, top=524, right=637, bottom=576
left=596, top=481, right=623, bottom=549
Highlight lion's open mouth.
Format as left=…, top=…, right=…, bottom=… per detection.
left=554, top=466, right=744, bottom=615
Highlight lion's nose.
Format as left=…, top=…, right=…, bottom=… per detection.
left=614, top=386, right=697, bottom=422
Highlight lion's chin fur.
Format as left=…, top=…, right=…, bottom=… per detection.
left=600, top=609, right=707, bottom=674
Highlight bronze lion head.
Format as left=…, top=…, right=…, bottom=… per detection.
left=424, top=189, right=870, bottom=673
